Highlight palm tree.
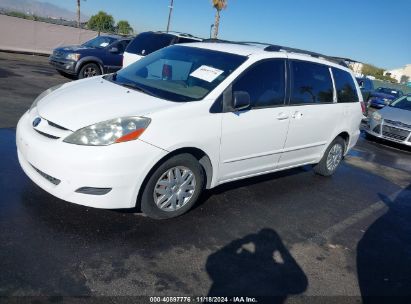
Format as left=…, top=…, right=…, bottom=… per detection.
left=212, top=0, right=227, bottom=39
left=76, top=0, right=86, bottom=28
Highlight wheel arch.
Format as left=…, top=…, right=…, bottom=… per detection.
left=75, top=57, right=104, bottom=75
left=336, top=131, right=350, bottom=153
left=135, top=147, right=214, bottom=210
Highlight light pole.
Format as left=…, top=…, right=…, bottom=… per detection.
left=166, top=0, right=174, bottom=33
left=209, top=24, right=214, bottom=39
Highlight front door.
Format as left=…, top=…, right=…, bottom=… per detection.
left=219, top=59, right=290, bottom=182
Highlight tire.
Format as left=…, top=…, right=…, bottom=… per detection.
left=313, top=137, right=345, bottom=177
left=140, top=153, right=205, bottom=220
left=78, top=63, right=101, bottom=79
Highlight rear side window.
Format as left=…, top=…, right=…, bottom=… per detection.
left=112, top=40, right=130, bottom=53
left=332, top=68, right=359, bottom=103
left=126, top=32, right=174, bottom=56
left=177, top=37, right=200, bottom=44
left=232, top=59, right=286, bottom=108
left=290, top=61, right=333, bottom=104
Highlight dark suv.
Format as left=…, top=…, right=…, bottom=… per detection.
left=49, top=35, right=131, bottom=79
left=356, top=77, right=375, bottom=101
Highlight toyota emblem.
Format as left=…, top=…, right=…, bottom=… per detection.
left=32, top=117, right=41, bottom=127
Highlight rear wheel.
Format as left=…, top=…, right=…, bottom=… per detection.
left=313, top=137, right=345, bottom=176
left=140, top=154, right=205, bottom=219
left=78, top=63, right=101, bottom=79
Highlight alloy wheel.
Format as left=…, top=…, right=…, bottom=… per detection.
left=153, top=166, right=196, bottom=212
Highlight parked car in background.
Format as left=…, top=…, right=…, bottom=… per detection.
left=366, top=94, right=411, bottom=146
left=356, top=77, right=375, bottom=101
left=49, top=35, right=131, bottom=79
left=17, top=42, right=363, bottom=219
left=368, top=87, right=403, bottom=109
left=122, top=31, right=202, bottom=67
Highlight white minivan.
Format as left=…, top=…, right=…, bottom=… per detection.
left=17, top=42, right=364, bottom=219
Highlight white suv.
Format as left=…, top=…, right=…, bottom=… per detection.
left=17, top=42, right=363, bottom=219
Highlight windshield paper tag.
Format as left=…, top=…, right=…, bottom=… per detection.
left=190, top=65, right=224, bottom=82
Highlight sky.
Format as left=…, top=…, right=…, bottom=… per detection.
left=42, top=0, right=411, bottom=69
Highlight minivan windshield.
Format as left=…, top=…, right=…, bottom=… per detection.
left=110, top=45, right=247, bottom=102
left=376, top=87, right=402, bottom=97
left=389, top=95, right=411, bottom=111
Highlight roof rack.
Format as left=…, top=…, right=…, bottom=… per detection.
left=202, top=39, right=351, bottom=67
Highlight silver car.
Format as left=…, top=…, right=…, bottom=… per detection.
left=366, top=94, right=411, bottom=146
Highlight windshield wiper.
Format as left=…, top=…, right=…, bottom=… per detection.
left=117, top=81, right=158, bottom=98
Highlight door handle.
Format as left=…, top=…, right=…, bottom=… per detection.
left=276, top=112, right=289, bottom=120
left=291, top=111, right=303, bottom=119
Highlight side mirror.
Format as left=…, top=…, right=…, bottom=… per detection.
left=233, top=91, right=251, bottom=110
left=358, top=81, right=365, bottom=89
left=109, top=47, right=119, bottom=53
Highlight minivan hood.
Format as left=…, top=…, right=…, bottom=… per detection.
left=37, top=77, right=179, bottom=130
left=380, top=106, right=411, bottom=125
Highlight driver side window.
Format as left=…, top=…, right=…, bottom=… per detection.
left=232, top=59, right=286, bottom=109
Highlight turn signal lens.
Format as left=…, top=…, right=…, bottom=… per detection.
left=115, top=128, right=146, bottom=143
left=360, top=101, right=366, bottom=115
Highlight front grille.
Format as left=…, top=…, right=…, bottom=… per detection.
left=373, top=125, right=381, bottom=134
left=53, top=50, right=64, bottom=58
left=48, top=120, right=68, bottom=131
left=34, top=129, right=60, bottom=139
left=31, top=165, right=61, bottom=185
left=384, top=119, right=411, bottom=130
left=382, top=125, right=410, bottom=141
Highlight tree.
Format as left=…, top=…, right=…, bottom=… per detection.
left=116, top=20, right=133, bottom=35
left=211, top=0, right=227, bottom=39
left=87, top=11, right=115, bottom=34
left=362, top=63, right=397, bottom=83
left=76, top=0, right=86, bottom=28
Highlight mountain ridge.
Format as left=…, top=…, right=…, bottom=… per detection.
left=0, top=0, right=88, bottom=21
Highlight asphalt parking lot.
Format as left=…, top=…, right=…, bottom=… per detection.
left=1, top=51, right=411, bottom=302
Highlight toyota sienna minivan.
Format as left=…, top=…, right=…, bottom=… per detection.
left=17, top=42, right=363, bottom=219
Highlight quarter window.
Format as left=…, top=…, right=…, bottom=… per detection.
left=332, top=68, right=359, bottom=103
left=290, top=61, right=333, bottom=104
left=232, top=60, right=286, bottom=108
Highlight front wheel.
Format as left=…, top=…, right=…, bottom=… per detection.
left=313, top=137, right=345, bottom=176
left=140, top=154, right=205, bottom=219
left=78, top=63, right=101, bottom=79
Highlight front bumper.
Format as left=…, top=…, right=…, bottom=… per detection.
left=16, top=111, right=167, bottom=209
left=365, top=118, right=411, bottom=147
left=49, top=56, right=77, bottom=74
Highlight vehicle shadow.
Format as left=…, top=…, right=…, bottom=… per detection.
left=206, top=228, right=308, bottom=302
left=193, top=166, right=310, bottom=210
left=357, top=184, right=411, bottom=303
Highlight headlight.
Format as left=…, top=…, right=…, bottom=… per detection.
left=65, top=53, right=81, bottom=61
left=29, top=84, right=64, bottom=112
left=63, top=117, right=151, bottom=146
left=372, top=111, right=382, bottom=122
left=383, top=98, right=391, bottom=105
